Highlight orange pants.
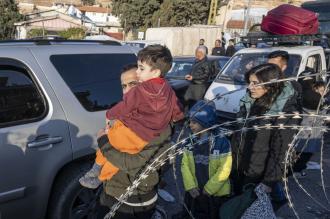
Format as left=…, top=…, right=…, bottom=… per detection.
left=95, top=120, right=148, bottom=181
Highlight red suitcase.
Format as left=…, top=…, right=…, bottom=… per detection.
left=261, top=4, right=319, bottom=35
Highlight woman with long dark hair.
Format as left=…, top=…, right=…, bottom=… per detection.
left=231, top=63, right=300, bottom=200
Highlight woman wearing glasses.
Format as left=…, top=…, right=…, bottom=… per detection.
left=230, top=63, right=300, bottom=209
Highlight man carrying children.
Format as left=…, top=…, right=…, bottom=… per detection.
left=80, top=45, right=184, bottom=219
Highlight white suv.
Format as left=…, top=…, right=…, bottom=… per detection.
left=204, top=46, right=327, bottom=119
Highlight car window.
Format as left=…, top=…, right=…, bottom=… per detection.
left=0, top=61, right=46, bottom=127
left=218, top=57, right=230, bottom=69
left=217, top=53, right=301, bottom=84
left=166, top=60, right=193, bottom=78
left=50, top=54, right=136, bottom=112
left=326, top=52, right=330, bottom=71
left=306, top=54, right=321, bottom=73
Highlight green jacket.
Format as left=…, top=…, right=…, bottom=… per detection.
left=99, top=126, right=172, bottom=198
left=181, top=131, right=232, bottom=196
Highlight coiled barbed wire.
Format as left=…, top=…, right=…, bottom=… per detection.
left=103, top=71, right=330, bottom=219
left=283, top=76, right=330, bottom=218
left=103, top=121, right=330, bottom=218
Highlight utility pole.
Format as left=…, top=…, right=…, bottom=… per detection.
left=243, top=0, right=252, bottom=36
left=123, top=18, right=126, bottom=41
left=208, top=0, right=218, bottom=25
left=221, top=1, right=230, bottom=32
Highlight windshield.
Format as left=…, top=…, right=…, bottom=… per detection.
left=166, top=60, right=193, bottom=78
left=217, top=53, right=301, bottom=84
left=218, top=57, right=230, bottom=69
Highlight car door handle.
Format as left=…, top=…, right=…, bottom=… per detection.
left=27, top=136, right=63, bottom=148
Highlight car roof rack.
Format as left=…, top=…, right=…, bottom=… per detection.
left=0, top=39, right=121, bottom=46
left=240, top=34, right=327, bottom=47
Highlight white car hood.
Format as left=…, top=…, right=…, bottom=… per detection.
left=204, top=81, right=247, bottom=114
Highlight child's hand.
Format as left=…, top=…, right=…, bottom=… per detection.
left=97, top=128, right=107, bottom=138
left=202, top=189, right=210, bottom=197
left=185, top=75, right=193, bottom=81
left=188, top=188, right=200, bottom=198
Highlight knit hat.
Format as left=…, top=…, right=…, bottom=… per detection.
left=189, top=100, right=217, bottom=128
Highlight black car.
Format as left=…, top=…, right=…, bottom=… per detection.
left=166, top=55, right=230, bottom=101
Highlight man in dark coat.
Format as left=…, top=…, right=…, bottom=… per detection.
left=211, top=39, right=226, bottom=56
left=225, top=39, right=236, bottom=57
left=184, top=46, right=211, bottom=110
left=268, top=50, right=303, bottom=112
left=199, top=38, right=208, bottom=55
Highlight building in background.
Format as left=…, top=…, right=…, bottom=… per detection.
left=14, top=10, right=85, bottom=39
left=15, top=1, right=122, bottom=39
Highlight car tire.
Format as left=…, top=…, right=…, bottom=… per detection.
left=47, top=162, right=107, bottom=219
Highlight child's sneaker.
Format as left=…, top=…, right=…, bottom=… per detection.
left=306, top=161, right=321, bottom=170
left=292, top=171, right=307, bottom=179
left=84, top=163, right=101, bottom=177
left=79, top=175, right=102, bottom=189
left=79, top=163, right=102, bottom=189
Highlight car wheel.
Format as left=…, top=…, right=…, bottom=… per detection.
left=47, top=163, right=108, bottom=219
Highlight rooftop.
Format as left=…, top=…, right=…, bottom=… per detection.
left=78, top=6, right=110, bottom=13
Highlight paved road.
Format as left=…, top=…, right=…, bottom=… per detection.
left=156, top=129, right=330, bottom=219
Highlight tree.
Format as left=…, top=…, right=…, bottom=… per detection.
left=27, top=29, right=48, bottom=38
left=112, top=0, right=222, bottom=31
left=82, top=0, right=96, bottom=6
left=0, top=0, right=23, bottom=40
left=59, top=28, right=86, bottom=39
left=155, top=0, right=222, bottom=27
left=173, top=0, right=212, bottom=26
left=112, top=0, right=161, bottom=32
left=151, top=0, right=176, bottom=27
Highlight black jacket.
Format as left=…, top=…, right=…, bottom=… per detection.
left=212, top=47, right=226, bottom=56
left=184, top=57, right=210, bottom=101
left=225, top=45, right=236, bottom=57
left=299, top=77, right=322, bottom=110
left=191, top=57, right=210, bottom=85
left=231, top=82, right=300, bottom=187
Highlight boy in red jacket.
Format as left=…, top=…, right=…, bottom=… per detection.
left=80, top=45, right=184, bottom=188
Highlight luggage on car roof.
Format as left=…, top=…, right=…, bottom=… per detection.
left=261, top=4, right=319, bottom=35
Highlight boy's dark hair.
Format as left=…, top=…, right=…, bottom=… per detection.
left=229, top=39, right=235, bottom=43
left=268, top=50, right=289, bottom=64
left=137, top=45, right=173, bottom=76
left=121, top=63, right=138, bottom=74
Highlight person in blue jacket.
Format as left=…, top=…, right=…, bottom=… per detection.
left=176, top=100, right=232, bottom=219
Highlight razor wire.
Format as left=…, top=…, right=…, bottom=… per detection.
left=284, top=76, right=330, bottom=216
left=104, top=121, right=330, bottom=218
left=103, top=71, right=330, bottom=219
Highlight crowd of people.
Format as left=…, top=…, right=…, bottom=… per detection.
left=198, top=38, right=236, bottom=57
left=78, top=44, right=327, bottom=219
